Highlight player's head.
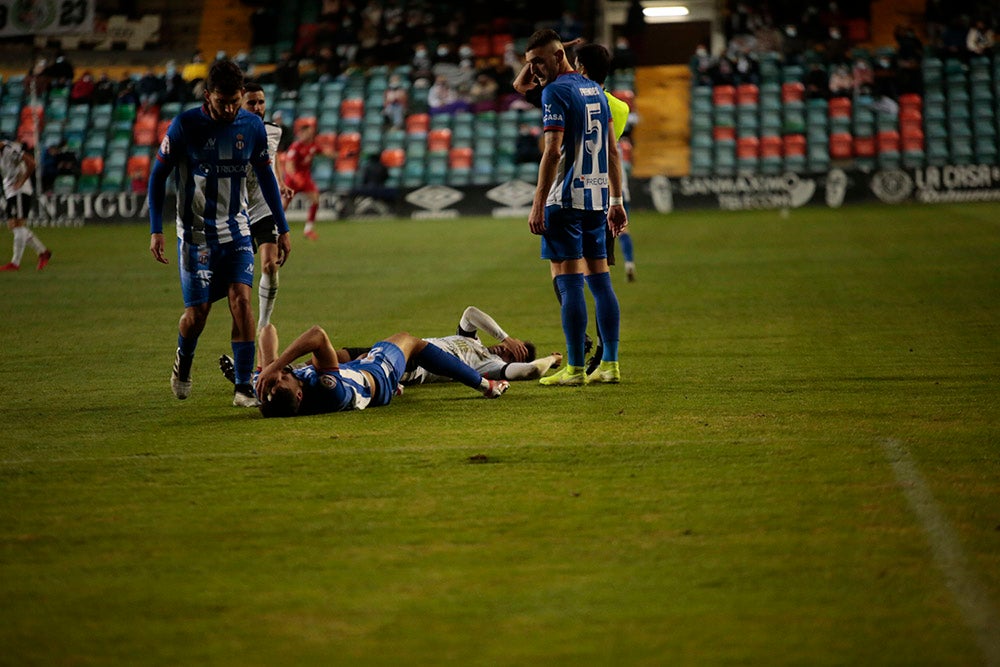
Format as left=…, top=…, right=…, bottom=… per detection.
left=242, top=81, right=266, bottom=120
left=525, top=29, right=569, bottom=86
left=574, top=43, right=612, bottom=86
left=204, top=59, right=245, bottom=123
left=258, top=369, right=303, bottom=418
left=489, top=341, right=537, bottom=364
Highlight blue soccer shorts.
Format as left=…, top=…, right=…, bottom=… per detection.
left=540, top=206, right=608, bottom=262
left=351, top=341, right=406, bottom=407
left=178, top=238, right=255, bottom=307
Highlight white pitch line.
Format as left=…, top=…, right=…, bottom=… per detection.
left=881, top=438, right=1000, bottom=667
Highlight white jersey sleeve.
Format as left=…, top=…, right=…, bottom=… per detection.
left=245, top=121, right=284, bottom=223
left=0, top=142, right=33, bottom=198
left=457, top=306, right=509, bottom=341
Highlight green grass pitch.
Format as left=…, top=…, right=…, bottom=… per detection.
left=1, top=203, right=999, bottom=665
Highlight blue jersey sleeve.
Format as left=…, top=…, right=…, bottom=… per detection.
left=148, top=118, right=182, bottom=234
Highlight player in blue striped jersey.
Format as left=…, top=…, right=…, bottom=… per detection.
left=148, top=59, right=290, bottom=407
left=524, top=29, right=628, bottom=386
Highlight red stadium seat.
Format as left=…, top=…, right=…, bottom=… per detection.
left=293, top=116, right=318, bottom=136
left=491, top=33, right=513, bottom=57
left=81, top=156, right=104, bottom=175
left=852, top=135, right=875, bottom=158
left=781, top=82, right=804, bottom=103
left=712, top=85, right=735, bottom=107
left=713, top=126, right=736, bottom=141
left=156, top=119, right=171, bottom=142
left=760, top=135, right=783, bottom=158
left=133, top=116, right=157, bottom=145
left=901, top=132, right=924, bottom=151
left=470, top=35, right=491, bottom=58
left=339, top=99, right=364, bottom=120
left=828, top=97, right=851, bottom=118
left=829, top=132, right=854, bottom=159
left=898, top=93, right=922, bottom=113
left=427, top=128, right=452, bottom=152
left=448, top=146, right=473, bottom=169
left=315, top=132, right=337, bottom=154
left=877, top=130, right=900, bottom=153
left=736, top=84, right=759, bottom=106
left=899, top=108, right=922, bottom=135
left=127, top=154, right=151, bottom=181
left=335, top=132, right=360, bottom=159
left=380, top=148, right=406, bottom=168
left=783, top=133, right=806, bottom=156
left=736, top=136, right=759, bottom=158
left=405, top=113, right=430, bottom=135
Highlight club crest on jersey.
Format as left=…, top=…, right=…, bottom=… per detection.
left=320, top=375, right=338, bottom=389
left=159, top=135, right=170, bottom=155
left=235, top=134, right=245, bottom=150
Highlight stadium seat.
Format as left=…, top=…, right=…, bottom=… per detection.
left=81, top=156, right=104, bottom=176
left=448, top=146, right=473, bottom=169
left=853, top=135, right=875, bottom=159
left=829, top=132, right=853, bottom=159
left=735, top=84, right=759, bottom=107
left=828, top=97, right=851, bottom=119
left=335, top=132, right=361, bottom=161
left=315, top=132, right=337, bottom=154
left=781, top=82, right=804, bottom=104
left=133, top=116, right=158, bottom=146
left=340, top=98, right=364, bottom=121
left=405, top=113, right=430, bottom=136
left=712, top=85, right=735, bottom=107
left=381, top=147, right=406, bottom=168
left=53, top=174, right=76, bottom=194
left=126, top=154, right=151, bottom=182
left=427, top=128, right=452, bottom=153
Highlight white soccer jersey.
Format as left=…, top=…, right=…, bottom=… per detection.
left=0, top=142, right=33, bottom=198
left=246, top=121, right=283, bottom=223
left=403, top=336, right=507, bottom=384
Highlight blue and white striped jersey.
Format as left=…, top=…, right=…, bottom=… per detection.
left=540, top=71, right=613, bottom=211
left=156, top=106, right=271, bottom=245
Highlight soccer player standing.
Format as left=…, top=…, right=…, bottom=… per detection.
left=0, top=138, right=51, bottom=272
left=148, top=59, right=290, bottom=407
left=282, top=122, right=336, bottom=240
left=524, top=30, right=627, bottom=385
left=242, top=82, right=293, bottom=335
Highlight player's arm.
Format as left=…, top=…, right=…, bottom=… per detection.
left=147, top=155, right=174, bottom=264
left=255, top=325, right=340, bottom=398
left=529, top=128, right=562, bottom=235
left=459, top=306, right=528, bottom=362
left=606, top=121, right=628, bottom=238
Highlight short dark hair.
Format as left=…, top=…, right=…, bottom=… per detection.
left=575, top=43, right=612, bottom=86
left=259, top=385, right=301, bottom=418
left=206, top=59, right=245, bottom=95
left=244, top=81, right=263, bottom=94
left=526, top=29, right=562, bottom=53
left=523, top=341, right=537, bottom=362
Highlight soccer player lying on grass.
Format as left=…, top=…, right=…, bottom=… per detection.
left=346, top=306, right=563, bottom=385
left=252, top=322, right=510, bottom=418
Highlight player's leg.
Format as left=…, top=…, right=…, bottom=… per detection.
left=582, top=213, right=621, bottom=384
left=172, top=239, right=212, bottom=399
left=256, top=237, right=279, bottom=332
left=619, top=232, right=636, bottom=282
left=539, top=208, right=587, bottom=386
left=387, top=333, right=508, bottom=397
left=303, top=188, right=320, bottom=240
left=228, top=272, right=259, bottom=407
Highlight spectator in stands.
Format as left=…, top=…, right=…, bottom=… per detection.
left=611, top=36, right=637, bottom=72
left=162, top=61, right=189, bottom=104
left=25, top=57, right=50, bottom=96
left=828, top=63, right=854, bottom=98
left=92, top=72, right=117, bottom=105
left=690, top=44, right=714, bottom=87
left=44, top=52, right=74, bottom=88
left=824, top=25, right=848, bottom=64
left=941, top=17, right=970, bottom=60
left=274, top=51, right=301, bottom=100
left=895, top=25, right=924, bottom=63
left=709, top=56, right=737, bottom=87
left=55, top=143, right=79, bottom=180
left=732, top=49, right=759, bottom=85
left=383, top=74, right=409, bottom=129
left=137, top=67, right=165, bottom=109
left=469, top=71, right=499, bottom=113
left=69, top=72, right=95, bottom=105
left=485, top=56, right=517, bottom=108
left=851, top=57, right=874, bottom=96
left=428, top=75, right=466, bottom=115
left=181, top=50, right=208, bottom=84
left=782, top=24, right=806, bottom=65
left=410, top=43, right=434, bottom=86
left=871, top=54, right=900, bottom=114
left=804, top=61, right=830, bottom=99
left=314, top=45, right=342, bottom=81
left=116, top=78, right=139, bottom=107
left=967, top=20, right=995, bottom=56
left=41, top=143, right=61, bottom=192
